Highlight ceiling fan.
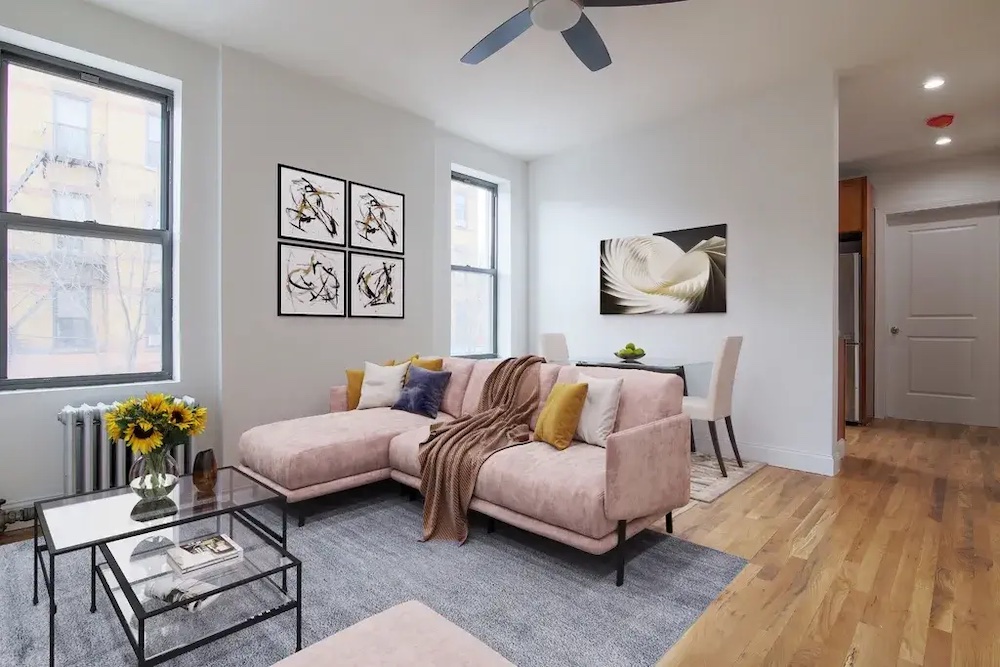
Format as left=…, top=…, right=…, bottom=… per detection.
left=461, top=0, right=688, bottom=72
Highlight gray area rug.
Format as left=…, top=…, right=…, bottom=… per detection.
left=0, top=484, right=745, bottom=666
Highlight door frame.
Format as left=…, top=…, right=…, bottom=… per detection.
left=875, top=200, right=1000, bottom=421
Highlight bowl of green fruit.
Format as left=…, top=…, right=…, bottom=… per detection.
left=615, top=342, right=646, bottom=363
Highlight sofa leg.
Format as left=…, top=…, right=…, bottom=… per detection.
left=615, top=520, right=626, bottom=587
left=407, top=488, right=418, bottom=502
left=665, top=512, right=673, bottom=534
left=487, top=517, right=496, bottom=534
left=399, top=483, right=407, bottom=497
left=297, top=506, right=307, bottom=528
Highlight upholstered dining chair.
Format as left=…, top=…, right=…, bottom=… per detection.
left=539, top=333, right=570, bottom=364
left=683, top=336, right=744, bottom=477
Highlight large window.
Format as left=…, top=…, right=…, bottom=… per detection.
left=450, top=173, right=497, bottom=358
left=1, top=45, right=173, bottom=389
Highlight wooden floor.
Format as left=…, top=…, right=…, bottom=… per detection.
left=2, top=419, right=995, bottom=665
left=658, top=418, right=999, bottom=667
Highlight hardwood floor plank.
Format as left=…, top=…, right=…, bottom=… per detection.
left=661, top=419, right=997, bottom=666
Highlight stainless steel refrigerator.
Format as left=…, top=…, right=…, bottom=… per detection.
left=839, top=241, right=862, bottom=424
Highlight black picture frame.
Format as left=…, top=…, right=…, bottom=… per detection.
left=277, top=241, right=347, bottom=318
left=277, top=164, right=348, bottom=247
left=348, top=250, right=405, bottom=319
left=348, top=181, right=405, bottom=255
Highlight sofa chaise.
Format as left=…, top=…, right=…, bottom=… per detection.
left=238, top=358, right=691, bottom=585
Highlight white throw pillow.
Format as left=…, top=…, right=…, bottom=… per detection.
left=575, top=373, right=624, bottom=447
left=357, top=361, right=410, bottom=410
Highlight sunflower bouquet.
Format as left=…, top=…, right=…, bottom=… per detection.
left=107, top=393, right=207, bottom=496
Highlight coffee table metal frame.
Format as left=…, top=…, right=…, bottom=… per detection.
left=32, top=466, right=301, bottom=667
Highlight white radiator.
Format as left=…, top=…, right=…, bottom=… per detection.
left=57, top=398, right=196, bottom=495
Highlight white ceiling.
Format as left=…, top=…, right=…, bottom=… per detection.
left=839, top=38, right=1000, bottom=171
left=85, top=0, right=1000, bottom=161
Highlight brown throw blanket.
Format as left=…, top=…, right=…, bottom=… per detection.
left=418, top=355, right=544, bottom=543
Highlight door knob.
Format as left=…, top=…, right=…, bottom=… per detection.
left=890, top=326, right=900, bottom=335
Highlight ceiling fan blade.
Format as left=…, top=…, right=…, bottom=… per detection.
left=562, top=13, right=612, bottom=72
left=582, top=0, right=687, bottom=6
left=461, top=8, right=534, bottom=65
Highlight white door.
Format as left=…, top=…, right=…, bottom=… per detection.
left=885, top=204, right=1000, bottom=427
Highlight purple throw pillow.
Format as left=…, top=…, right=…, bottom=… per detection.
left=392, top=365, right=452, bottom=418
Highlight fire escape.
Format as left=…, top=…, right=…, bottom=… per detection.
left=5, top=123, right=107, bottom=205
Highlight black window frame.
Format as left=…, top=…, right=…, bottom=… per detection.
left=0, top=43, right=174, bottom=390
left=449, top=171, right=498, bottom=359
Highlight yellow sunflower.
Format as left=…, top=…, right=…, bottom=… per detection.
left=143, top=393, right=170, bottom=415
left=188, top=406, right=208, bottom=436
left=127, top=419, right=164, bottom=455
left=106, top=416, right=122, bottom=442
left=167, top=402, right=194, bottom=431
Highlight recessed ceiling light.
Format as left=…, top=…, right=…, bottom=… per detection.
left=936, top=136, right=952, bottom=146
left=923, top=76, right=945, bottom=90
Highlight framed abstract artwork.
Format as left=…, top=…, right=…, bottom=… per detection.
left=349, top=251, right=404, bottom=319
left=600, top=224, right=728, bottom=315
left=278, top=164, right=347, bottom=247
left=278, top=242, right=347, bottom=317
left=349, top=182, right=405, bottom=255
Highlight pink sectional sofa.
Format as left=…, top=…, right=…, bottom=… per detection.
left=238, top=358, right=691, bottom=585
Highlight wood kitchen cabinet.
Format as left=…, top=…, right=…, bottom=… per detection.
left=839, top=177, right=868, bottom=234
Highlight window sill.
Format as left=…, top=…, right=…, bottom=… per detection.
left=0, top=374, right=177, bottom=395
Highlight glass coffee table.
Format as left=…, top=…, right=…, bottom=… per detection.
left=33, top=467, right=302, bottom=667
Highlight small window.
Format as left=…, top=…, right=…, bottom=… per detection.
left=453, top=193, right=468, bottom=229
left=52, top=191, right=91, bottom=222
left=53, top=286, right=94, bottom=351
left=145, top=112, right=161, bottom=169
left=53, top=92, right=91, bottom=161
left=144, top=290, right=162, bottom=348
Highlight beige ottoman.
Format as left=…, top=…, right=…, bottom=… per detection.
left=271, top=601, right=514, bottom=666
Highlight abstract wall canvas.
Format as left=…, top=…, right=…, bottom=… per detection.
left=278, top=243, right=346, bottom=317
left=600, top=224, right=727, bottom=315
left=349, top=182, right=405, bottom=254
left=349, top=252, right=404, bottom=319
left=278, top=164, right=347, bottom=247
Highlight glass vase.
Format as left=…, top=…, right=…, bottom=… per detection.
left=128, top=450, right=179, bottom=499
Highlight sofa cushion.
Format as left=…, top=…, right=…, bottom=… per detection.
left=461, top=359, right=502, bottom=416
left=475, top=441, right=614, bottom=539
left=388, top=425, right=432, bottom=477
left=239, top=408, right=449, bottom=491
left=556, top=365, right=682, bottom=431
left=440, top=357, right=476, bottom=418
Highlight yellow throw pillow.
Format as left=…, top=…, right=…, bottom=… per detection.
left=410, top=357, right=444, bottom=372
left=535, top=383, right=589, bottom=451
left=346, top=360, right=396, bottom=410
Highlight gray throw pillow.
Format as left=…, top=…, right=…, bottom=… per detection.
left=392, top=365, right=452, bottom=418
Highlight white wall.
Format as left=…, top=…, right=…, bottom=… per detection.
left=529, top=75, right=841, bottom=475
left=869, top=150, right=1000, bottom=417
left=0, top=1, right=221, bottom=507
left=433, top=132, right=529, bottom=358
left=218, top=48, right=441, bottom=460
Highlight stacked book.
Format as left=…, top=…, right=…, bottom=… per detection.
left=166, top=534, right=243, bottom=575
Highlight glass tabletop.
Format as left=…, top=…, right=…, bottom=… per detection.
left=573, top=357, right=704, bottom=369
left=37, top=467, right=282, bottom=554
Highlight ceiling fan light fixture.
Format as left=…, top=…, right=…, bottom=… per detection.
left=530, top=0, right=583, bottom=32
